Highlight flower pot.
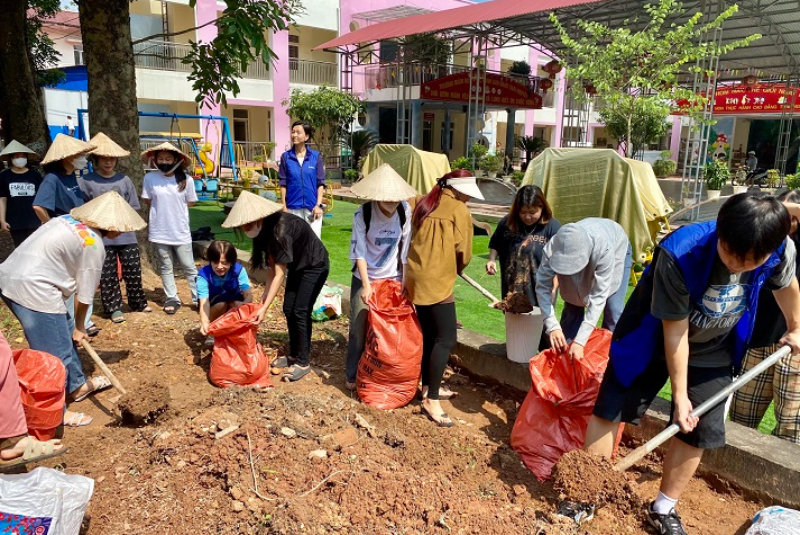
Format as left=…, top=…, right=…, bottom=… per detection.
left=487, top=172, right=498, bottom=179
left=682, top=197, right=696, bottom=208
left=706, top=189, right=721, bottom=200
left=232, top=186, right=243, bottom=198
left=505, top=308, right=544, bottom=364
left=733, top=185, right=748, bottom=195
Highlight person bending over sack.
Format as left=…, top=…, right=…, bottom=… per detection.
left=198, top=240, right=253, bottom=348
left=222, top=192, right=329, bottom=382
left=345, top=164, right=416, bottom=391
left=574, top=193, right=800, bottom=535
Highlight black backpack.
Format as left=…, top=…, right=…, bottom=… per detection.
left=353, top=202, right=407, bottom=273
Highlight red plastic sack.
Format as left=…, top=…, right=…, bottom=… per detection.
left=207, top=303, right=273, bottom=389
left=12, top=349, right=66, bottom=441
left=357, top=279, right=423, bottom=410
left=510, top=328, right=619, bottom=481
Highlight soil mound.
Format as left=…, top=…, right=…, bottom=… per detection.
left=118, top=380, right=170, bottom=426
left=552, top=450, right=642, bottom=509
left=493, top=292, right=533, bottom=314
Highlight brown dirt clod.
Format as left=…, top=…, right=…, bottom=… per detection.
left=118, top=380, right=170, bottom=426
left=494, top=291, right=533, bottom=314
left=552, top=450, right=643, bottom=510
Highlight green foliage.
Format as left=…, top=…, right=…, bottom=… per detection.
left=27, top=0, right=65, bottom=87
left=511, top=170, right=525, bottom=186
left=343, top=168, right=359, bottom=182
left=469, top=142, right=489, bottom=161
left=507, top=60, right=531, bottom=78
left=515, top=135, right=548, bottom=161
left=480, top=153, right=503, bottom=173
left=766, top=169, right=781, bottom=188
left=704, top=159, right=730, bottom=190
left=404, top=33, right=451, bottom=65
left=283, top=86, right=364, bottom=162
left=451, top=156, right=473, bottom=171
left=185, top=0, right=302, bottom=107
left=348, top=130, right=378, bottom=170
left=551, top=0, right=760, bottom=157
left=652, top=158, right=677, bottom=178
left=660, top=150, right=673, bottom=160
left=785, top=174, right=800, bottom=190
left=598, top=95, right=671, bottom=157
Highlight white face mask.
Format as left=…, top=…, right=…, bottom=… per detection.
left=72, top=156, right=88, bottom=170
left=244, top=222, right=262, bottom=238
left=11, top=157, right=27, bottom=168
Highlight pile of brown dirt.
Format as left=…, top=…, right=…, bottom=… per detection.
left=552, top=450, right=642, bottom=510
left=493, top=291, right=533, bottom=314
left=118, top=380, right=170, bottom=426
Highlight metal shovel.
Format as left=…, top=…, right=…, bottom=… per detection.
left=614, top=345, right=791, bottom=471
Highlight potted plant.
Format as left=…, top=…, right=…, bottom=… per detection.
left=451, top=156, right=473, bottom=171
left=511, top=170, right=525, bottom=187
left=681, top=185, right=696, bottom=208
left=343, top=168, right=359, bottom=184
left=507, top=60, right=531, bottom=79
left=733, top=164, right=749, bottom=194
left=766, top=169, right=781, bottom=189
left=515, top=135, right=548, bottom=165
left=480, top=153, right=503, bottom=179
left=703, top=159, right=729, bottom=200
left=785, top=173, right=800, bottom=190
left=470, top=143, right=489, bottom=176
left=651, top=150, right=677, bottom=178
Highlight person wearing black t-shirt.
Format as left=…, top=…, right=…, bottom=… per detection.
left=222, top=191, right=329, bottom=382
left=0, top=141, right=43, bottom=247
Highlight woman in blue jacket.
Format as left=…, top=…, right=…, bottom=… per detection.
left=278, top=121, right=326, bottom=238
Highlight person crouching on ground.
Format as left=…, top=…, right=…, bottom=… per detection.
left=406, top=170, right=484, bottom=427
left=579, top=193, right=800, bottom=535
left=536, top=218, right=632, bottom=361
left=80, top=133, right=150, bottom=323
left=0, top=191, right=147, bottom=427
left=198, top=239, right=253, bottom=348
left=222, top=192, right=330, bottom=382
left=345, top=164, right=416, bottom=391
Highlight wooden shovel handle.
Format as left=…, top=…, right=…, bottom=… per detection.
left=79, top=339, right=128, bottom=395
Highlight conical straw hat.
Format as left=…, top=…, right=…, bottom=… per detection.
left=88, top=132, right=130, bottom=158
left=350, top=164, right=419, bottom=201
left=222, top=190, right=283, bottom=228
left=41, top=134, right=96, bottom=165
left=70, top=190, right=147, bottom=232
left=0, top=140, right=37, bottom=158
left=140, top=142, right=190, bottom=166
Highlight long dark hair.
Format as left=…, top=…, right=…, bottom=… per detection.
left=250, top=212, right=289, bottom=270
left=507, top=185, right=552, bottom=233
left=411, top=169, right=474, bottom=229
left=43, top=160, right=68, bottom=176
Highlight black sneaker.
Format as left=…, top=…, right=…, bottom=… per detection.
left=647, top=502, right=689, bottom=535
left=557, top=500, right=595, bottom=525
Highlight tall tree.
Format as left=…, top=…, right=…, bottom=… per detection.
left=598, top=97, right=671, bottom=158
left=551, top=0, right=760, bottom=157
left=0, top=0, right=55, bottom=152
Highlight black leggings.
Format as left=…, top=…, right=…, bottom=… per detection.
left=416, top=302, right=457, bottom=400
left=283, top=264, right=329, bottom=366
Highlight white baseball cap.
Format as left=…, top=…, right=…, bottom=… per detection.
left=446, top=176, right=485, bottom=200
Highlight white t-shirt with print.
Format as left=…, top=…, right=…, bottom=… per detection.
left=141, top=171, right=197, bottom=246
left=349, top=201, right=411, bottom=281
left=0, top=215, right=105, bottom=313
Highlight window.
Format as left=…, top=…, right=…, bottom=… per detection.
left=289, top=34, right=299, bottom=70
left=73, top=45, right=84, bottom=66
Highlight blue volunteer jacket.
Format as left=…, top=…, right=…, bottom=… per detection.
left=278, top=145, right=325, bottom=211
left=610, top=221, right=785, bottom=387
left=198, top=263, right=245, bottom=305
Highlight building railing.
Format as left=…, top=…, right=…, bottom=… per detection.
left=133, top=40, right=270, bottom=80
left=289, top=59, right=338, bottom=86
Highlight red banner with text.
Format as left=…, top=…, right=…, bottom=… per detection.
left=421, top=71, right=542, bottom=109
left=713, top=84, right=800, bottom=115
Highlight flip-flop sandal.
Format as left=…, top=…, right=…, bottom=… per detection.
left=86, top=324, right=101, bottom=337
left=345, top=381, right=357, bottom=392
left=422, top=404, right=455, bottom=428
left=282, top=365, right=311, bottom=382
left=0, top=439, right=68, bottom=472
left=72, top=375, right=113, bottom=402
left=270, top=356, right=295, bottom=374
left=438, top=387, right=458, bottom=400
left=64, top=412, right=93, bottom=427
left=163, top=299, right=181, bottom=315
left=111, top=311, right=125, bottom=323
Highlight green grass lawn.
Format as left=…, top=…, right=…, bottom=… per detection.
left=189, top=199, right=779, bottom=434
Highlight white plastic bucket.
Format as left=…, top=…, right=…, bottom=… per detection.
left=504, top=307, right=545, bottom=364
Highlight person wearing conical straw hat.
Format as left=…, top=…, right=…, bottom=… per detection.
left=222, top=191, right=329, bottom=382
left=0, top=191, right=146, bottom=428
left=343, top=164, right=417, bottom=391
left=406, top=169, right=484, bottom=427
left=140, top=142, right=198, bottom=314
left=0, top=140, right=43, bottom=247
left=79, top=133, right=150, bottom=323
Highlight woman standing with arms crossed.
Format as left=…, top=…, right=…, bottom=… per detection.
left=406, top=170, right=484, bottom=427
left=277, top=121, right=326, bottom=238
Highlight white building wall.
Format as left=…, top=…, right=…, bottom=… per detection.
left=295, top=0, right=339, bottom=31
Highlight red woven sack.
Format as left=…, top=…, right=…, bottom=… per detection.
left=510, top=328, right=619, bottom=481
left=207, top=303, right=273, bottom=389
left=13, top=349, right=66, bottom=440
left=357, top=279, right=423, bottom=410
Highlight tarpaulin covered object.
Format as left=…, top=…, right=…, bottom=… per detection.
left=523, top=148, right=672, bottom=260
left=357, top=280, right=423, bottom=410
left=511, top=328, right=614, bottom=481
left=361, top=144, right=451, bottom=195
left=207, top=303, right=273, bottom=389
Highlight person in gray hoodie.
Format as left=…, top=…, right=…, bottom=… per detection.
left=535, top=217, right=632, bottom=360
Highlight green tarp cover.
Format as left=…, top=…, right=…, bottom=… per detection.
left=522, top=148, right=672, bottom=260
left=362, top=144, right=451, bottom=194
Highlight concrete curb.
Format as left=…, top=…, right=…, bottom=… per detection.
left=227, top=243, right=800, bottom=508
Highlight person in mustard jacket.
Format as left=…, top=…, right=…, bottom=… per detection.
left=406, top=169, right=484, bottom=427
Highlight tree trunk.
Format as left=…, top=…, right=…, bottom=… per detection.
left=0, top=0, right=51, bottom=153
left=78, top=0, right=142, bottom=189
left=626, top=114, right=633, bottom=159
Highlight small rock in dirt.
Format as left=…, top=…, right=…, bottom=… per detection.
left=383, top=430, right=406, bottom=448
left=308, top=449, right=328, bottom=460
left=232, top=500, right=245, bottom=512
left=281, top=427, right=297, bottom=439
left=176, top=460, right=186, bottom=469
left=353, top=413, right=374, bottom=430
left=230, top=487, right=244, bottom=501
left=513, top=484, right=527, bottom=496
left=326, top=428, right=359, bottom=451
left=96, top=476, right=106, bottom=484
